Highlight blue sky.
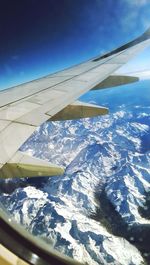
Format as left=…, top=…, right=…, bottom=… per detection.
left=0, top=0, right=150, bottom=89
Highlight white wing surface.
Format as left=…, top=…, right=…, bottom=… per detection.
left=0, top=28, right=150, bottom=178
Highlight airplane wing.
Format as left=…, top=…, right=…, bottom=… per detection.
left=0, top=28, right=150, bottom=178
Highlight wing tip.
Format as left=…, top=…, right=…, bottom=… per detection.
left=142, top=27, right=150, bottom=39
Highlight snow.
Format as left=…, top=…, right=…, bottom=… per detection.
left=0, top=101, right=150, bottom=265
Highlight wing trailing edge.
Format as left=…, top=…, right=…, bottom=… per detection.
left=0, top=151, right=64, bottom=178
left=50, top=101, right=108, bottom=121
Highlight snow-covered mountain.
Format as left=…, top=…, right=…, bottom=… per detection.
left=0, top=81, right=150, bottom=265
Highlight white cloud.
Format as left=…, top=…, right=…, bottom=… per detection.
left=120, top=0, right=150, bottom=34
left=123, top=0, right=149, bottom=7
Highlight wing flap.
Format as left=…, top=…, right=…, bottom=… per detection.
left=0, top=101, right=40, bottom=121
left=0, top=121, right=36, bottom=165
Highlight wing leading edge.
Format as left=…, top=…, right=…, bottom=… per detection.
left=0, top=28, right=150, bottom=178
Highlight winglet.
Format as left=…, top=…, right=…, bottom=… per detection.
left=0, top=151, right=64, bottom=178
left=142, top=27, right=150, bottom=39
left=93, top=26, right=150, bottom=62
